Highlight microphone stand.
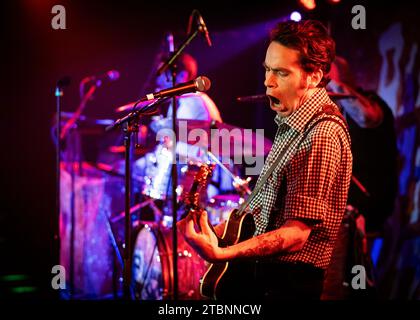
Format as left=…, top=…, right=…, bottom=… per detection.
left=106, top=99, right=164, bottom=300
left=169, top=65, right=179, bottom=300
left=156, top=26, right=201, bottom=301
left=55, top=84, right=63, bottom=298
left=60, top=82, right=98, bottom=298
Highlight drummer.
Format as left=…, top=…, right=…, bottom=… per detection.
left=158, top=52, right=222, bottom=123
left=135, top=53, right=235, bottom=209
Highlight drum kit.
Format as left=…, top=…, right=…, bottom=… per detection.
left=59, top=99, right=272, bottom=299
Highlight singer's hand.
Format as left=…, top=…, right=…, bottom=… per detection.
left=178, top=210, right=223, bottom=263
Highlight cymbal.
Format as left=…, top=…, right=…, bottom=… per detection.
left=150, top=117, right=212, bottom=133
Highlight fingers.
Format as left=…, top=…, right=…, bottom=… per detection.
left=185, top=213, right=198, bottom=240
left=199, top=210, right=213, bottom=236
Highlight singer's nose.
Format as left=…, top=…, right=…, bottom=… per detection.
left=264, top=71, right=276, bottom=88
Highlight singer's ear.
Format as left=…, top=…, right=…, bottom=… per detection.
left=307, top=69, right=323, bottom=89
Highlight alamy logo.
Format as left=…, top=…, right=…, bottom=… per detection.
left=351, top=5, right=366, bottom=30
left=351, top=265, right=366, bottom=290
left=51, top=5, right=66, bottom=30
left=51, top=265, right=66, bottom=290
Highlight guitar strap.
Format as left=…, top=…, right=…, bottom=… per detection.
left=236, top=105, right=349, bottom=217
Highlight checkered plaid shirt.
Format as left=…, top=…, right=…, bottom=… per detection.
left=249, top=88, right=352, bottom=269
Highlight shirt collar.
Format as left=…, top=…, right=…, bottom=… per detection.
left=274, top=88, right=332, bottom=133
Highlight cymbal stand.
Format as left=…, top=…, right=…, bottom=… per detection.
left=106, top=98, right=165, bottom=300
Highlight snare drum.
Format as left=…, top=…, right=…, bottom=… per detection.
left=131, top=223, right=207, bottom=300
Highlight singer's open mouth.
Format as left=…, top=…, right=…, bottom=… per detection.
left=267, top=95, right=280, bottom=106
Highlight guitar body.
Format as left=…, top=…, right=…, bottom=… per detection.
left=200, top=208, right=256, bottom=300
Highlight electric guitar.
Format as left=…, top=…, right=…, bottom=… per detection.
left=184, top=164, right=256, bottom=300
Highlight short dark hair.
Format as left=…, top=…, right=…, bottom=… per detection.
left=157, top=52, right=198, bottom=81
left=270, top=20, right=335, bottom=87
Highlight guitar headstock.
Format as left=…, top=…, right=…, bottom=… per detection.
left=183, top=163, right=215, bottom=211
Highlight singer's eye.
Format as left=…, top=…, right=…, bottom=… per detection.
left=276, top=70, right=289, bottom=77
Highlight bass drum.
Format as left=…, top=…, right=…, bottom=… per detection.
left=132, top=223, right=207, bottom=300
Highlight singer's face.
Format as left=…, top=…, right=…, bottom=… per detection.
left=264, top=41, right=312, bottom=117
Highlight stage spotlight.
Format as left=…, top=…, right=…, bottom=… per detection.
left=298, top=0, right=316, bottom=10
left=290, top=11, right=302, bottom=22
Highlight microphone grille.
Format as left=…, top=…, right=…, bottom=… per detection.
left=195, top=76, right=211, bottom=92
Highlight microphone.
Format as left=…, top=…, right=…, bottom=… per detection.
left=236, top=94, right=268, bottom=103
left=196, top=12, right=212, bottom=47
left=141, top=76, right=211, bottom=101
left=115, top=76, right=211, bottom=113
left=236, top=92, right=356, bottom=104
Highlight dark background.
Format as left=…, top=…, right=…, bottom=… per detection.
left=1, top=0, right=418, bottom=299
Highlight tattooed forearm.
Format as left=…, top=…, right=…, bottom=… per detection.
left=241, top=234, right=285, bottom=258
left=222, top=220, right=311, bottom=260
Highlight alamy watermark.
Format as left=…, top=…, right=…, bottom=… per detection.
left=155, top=121, right=267, bottom=175
left=351, top=5, right=366, bottom=30
left=51, top=5, right=66, bottom=30
left=351, top=265, right=367, bottom=290
left=51, top=265, right=66, bottom=290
